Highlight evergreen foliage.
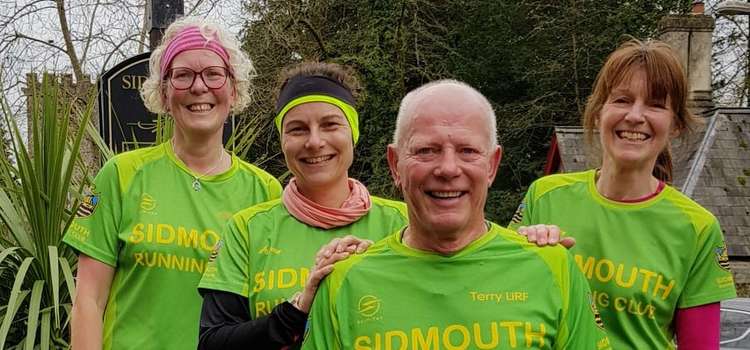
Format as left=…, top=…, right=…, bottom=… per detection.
left=239, top=0, right=692, bottom=223
left=0, top=74, right=95, bottom=349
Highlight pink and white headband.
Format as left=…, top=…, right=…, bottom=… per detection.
left=159, top=26, right=231, bottom=78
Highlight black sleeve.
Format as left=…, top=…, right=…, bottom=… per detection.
left=197, top=289, right=308, bottom=350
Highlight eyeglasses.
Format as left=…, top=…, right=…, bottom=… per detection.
left=166, top=66, right=230, bottom=90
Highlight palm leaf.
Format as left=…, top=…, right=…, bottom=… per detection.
left=58, top=257, right=76, bottom=304
left=0, top=257, right=33, bottom=349
left=0, top=74, right=99, bottom=347
left=24, top=280, right=44, bottom=350
left=39, top=310, right=50, bottom=350
left=48, top=246, right=60, bottom=327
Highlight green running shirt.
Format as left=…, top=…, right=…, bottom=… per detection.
left=63, top=142, right=281, bottom=350
left=509, top=169, right=736, bottom=349
left=198, top=196, right=408, bottom=318
left=302, top=223, right=612, bottom=350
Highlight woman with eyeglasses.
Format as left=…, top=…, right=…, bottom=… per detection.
left=63, top=17, right=281, bottom=350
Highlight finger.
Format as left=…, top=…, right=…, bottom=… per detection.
left=335, top=235, right=356, bottom=252
left=335, top=235, right=363, bottom=253
left=525, top=225, right=538, bottom=243
left=560, top=237, right=576, bottom=249
left=534, top=225, right=548, bottom=246
left=548, top=226, right=561, bottom=245
left=307, top=264, right=335, bottom=289
left=316, top=251, right=350, bottom=267
left=316, top=238, right=341, bottom=261
left=315, top=251, right=345, bottom=268
left=517, top=226, right=528, bottom=236
left=355, top=240, right=374, bottom=253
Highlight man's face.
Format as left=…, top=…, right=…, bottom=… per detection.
left=388, top=85, right=502, bottom=238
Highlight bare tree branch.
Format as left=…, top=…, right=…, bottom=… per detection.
left=11, top=32, right=67, bottom=53
left=54, top=0, right=85, bottom=81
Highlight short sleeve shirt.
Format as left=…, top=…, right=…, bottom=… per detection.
left=63, top=142, right=282, bottom=350
left=302, top=223, right=612, bottom=350
left=198, top=196, right=408, bottom=318
left=509, top=169, right=736, bottom=349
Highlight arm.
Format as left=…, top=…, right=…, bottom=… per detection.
left=198, top=241, right=344, bottom=349
left=675, top=303, right=720, bottom=350
left=198, top=291, right=307, bottom=349
left=71, top=254, right=115, bottom=350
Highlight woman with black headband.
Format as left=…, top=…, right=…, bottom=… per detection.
left=197, top=62, right=408, bottom=349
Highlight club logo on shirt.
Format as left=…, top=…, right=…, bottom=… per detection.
left=208, top=240, right=223, bottom=262
left=510, top=203, right=525, bottom=224
left=140, top=193, right=157, bottom=213
left=358, top=295, right=381, bottom=318
left=75, top=191, right=99, bottom=218
left=588, top=292, right=605, bottom=329
left=715, top=244, right=731, bottom=271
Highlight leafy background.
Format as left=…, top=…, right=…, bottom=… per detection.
left=237, top=0, right=693, bottom=223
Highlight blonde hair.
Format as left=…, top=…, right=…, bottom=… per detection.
left=582, top=39, right=699, bottom=182
left=141, top=16, right=255, bottom=114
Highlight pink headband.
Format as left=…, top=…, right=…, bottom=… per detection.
left=159, top=26, right=231, bottom=78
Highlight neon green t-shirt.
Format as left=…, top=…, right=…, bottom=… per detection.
left=509, top=169, right=736, bottom=349
left=302, top=223, right=612, bottom=350
left=63, top=142, right=281, bottom=350
left=198, top=196, right=408, bottom=317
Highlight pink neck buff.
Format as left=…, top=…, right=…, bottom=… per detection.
left=160, top=26, right=231, bottom=78
left=283, top=178, right=372, bottom=229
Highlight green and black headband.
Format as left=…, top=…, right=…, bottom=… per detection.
left=274, top=75, right=360, bottom=144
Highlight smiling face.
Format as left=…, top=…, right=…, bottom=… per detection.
left=388, top=85, right=501, bottom=239
left=598, top=68, right=676, bottom=172
left=281, top=102, right=354, bottom=195
left=163, top=49, right=235, bottom=137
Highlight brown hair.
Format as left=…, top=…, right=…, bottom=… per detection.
left=276, top=61, right=361, bottom=103
left=582, top=39, right=699, bottom=183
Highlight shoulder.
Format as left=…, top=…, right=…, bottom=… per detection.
left=490, top=223, right=576, bottom=291
left=660, top=185, right=719, bottom=235
left=231, top=198, right=285, bottom=224
left=326, top=233, right=395, bottom=288
left=101, top=144, right=167, bottom=191
left=370, top=196, right=408, bottom=219
left=235, top=157, right=279, bottom=184
left=110, top=143, right=166, bottom=172
left=527, top=170, right=592, bottom=201
left=492, top=223, right=571, bottom=263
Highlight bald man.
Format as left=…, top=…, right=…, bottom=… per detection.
left=302, top=80, right=611, bottom=350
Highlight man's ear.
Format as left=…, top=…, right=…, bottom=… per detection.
left=386, top=144, right=401, bottom=189
left=487, top=145, right=502, bottom=185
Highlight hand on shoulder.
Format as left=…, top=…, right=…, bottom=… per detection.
left=517, top=224, right=576, bottom=249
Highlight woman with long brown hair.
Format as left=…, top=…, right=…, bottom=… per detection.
left=511, top=39, right=736, bottom=349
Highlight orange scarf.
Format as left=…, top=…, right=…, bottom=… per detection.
left=282, top=178, right=371, bottom=229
